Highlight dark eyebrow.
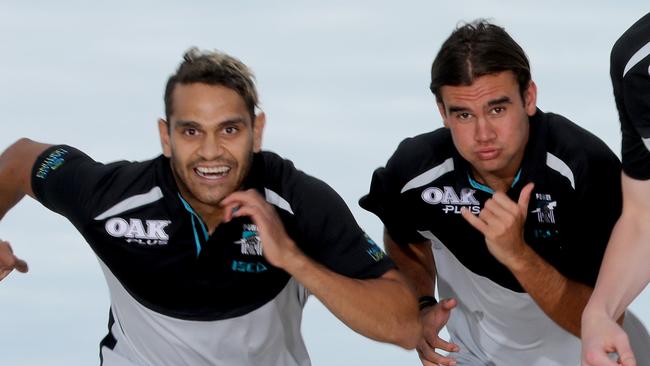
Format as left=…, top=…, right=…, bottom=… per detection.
left=218, top=117, right=248, bottom=126
left=487, top=96, right=512, bottom=106
left=174, top=120, right=201, bottom=129
left=174, top=117, right=248, bottom=129
left=447, top=105, right=469, bottom=114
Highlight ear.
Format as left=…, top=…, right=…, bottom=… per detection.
left=158, top=118, right=172, bottom=158
left=253, top=112, right=266, bottom=152
left=523, top=80, right=537, bottom=116
left=437, top=102, right=450, bottom=128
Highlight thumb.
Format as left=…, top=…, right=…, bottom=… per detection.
left=616, top=343, right=637, bottom=366
left=518, top=182, right=535, bottom=218
left=440, top=298, right=457, bottom=311
left=15, top=258, right=29, bottom=273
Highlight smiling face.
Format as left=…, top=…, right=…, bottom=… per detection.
left=437, top=71, right=537, bottom=190
left=159, top=82, right=264, bottom=214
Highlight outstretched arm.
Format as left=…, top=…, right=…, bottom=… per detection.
left=581, top=172, right=650, bottom=366
left=221, top=189, right=421, bottom=349
left=0, top=138, right=52, bottom=279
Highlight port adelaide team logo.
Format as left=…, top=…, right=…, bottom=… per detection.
left=231, top=224, right=268, bottom=274
left=235, top=224, right=263, bottom=256
left=531, top=193, right=557, bottom=224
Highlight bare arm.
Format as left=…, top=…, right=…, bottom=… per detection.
left=0, top=138, right=51, bottom=214
left=506, top=240, right=592, bottom=336
left=462, top=183, right=596, bottom=337
left=221, top=190, right=421, bottom=349
left=0, top=138, right=52, bottom=279
left=581, top=172, right=650, bottom=366
left=585, top=173, right=650, bottom=319
left=279, top=255, right=421, bottom=349
left=384, top=230, right=459, bottom=366
left=384, top=228, right=436, bottom=296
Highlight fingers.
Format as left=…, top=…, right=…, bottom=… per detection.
left=221, top=202, right=239, bottom=222
left=461, top=206, right=487, bottom=233
left=489, top=192, right=519, bottom=215
left=517, top=182, right=534, bottom=217
left=221, top=189, right=267, bottom=223
left=485, top=183, right=534, bottom=216
left=0, top=241, right=29, bottom=280
left=615, top=341, right=637, bottom=366
left=0, top=269, right=11, bottom=281
left=582, top=349, right=619, bottom=366
left=229, top=204, right=267, bottom=225
left=619, top=354, right=637, bottom=366
left=221, top=189, right=263, bottom=209
left=417, top=338, right=457, bottom=366
left=582, top=341, right=635, bottom=366
left=432, top=336, right=460, bottom=353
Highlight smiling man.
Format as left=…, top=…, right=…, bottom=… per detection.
left=360, top=20, right=647, bottom=365
left=0, top=48, right=420, bottom=365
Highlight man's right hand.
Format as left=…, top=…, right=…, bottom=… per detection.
left=0, top=240, right=28, bottom=280
left=417, top=298, right=460, bottom=366
left=582, top=312, right=636, bottom=366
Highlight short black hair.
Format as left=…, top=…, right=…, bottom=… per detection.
left=430, top=20, right=531, bottom=103
left=164, top=47, right=259, bottom=122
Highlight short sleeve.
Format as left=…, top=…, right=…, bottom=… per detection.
left=359, top=139, right=428, bottom=245
left=289, top=175, right=395, bottom=280
left=611, top=14, right=650, bottom=179
left=256, top=152, right=396, bottom=280
left=620, top=64, right=650, bottom=179
left=31, top=145, right=121, bottom=227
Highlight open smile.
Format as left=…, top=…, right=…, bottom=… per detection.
left=193, top=166, right=231, bottom=180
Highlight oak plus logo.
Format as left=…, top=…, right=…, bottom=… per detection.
left=421, top=186, right=481, bottom=214
left=105, top=218, right=171, bottom=245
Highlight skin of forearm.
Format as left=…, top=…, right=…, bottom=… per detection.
left=508, top=244, right=592, bottom=337
left=586, top=212, right=650, bottom=320
left=283, top=250, right=421, bottom=349
left=384, top=230, right=435, bottom=296
left=0, top=141, right=33, bottom=220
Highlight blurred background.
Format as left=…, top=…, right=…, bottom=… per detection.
left=1, top=1, right=648, bottom=364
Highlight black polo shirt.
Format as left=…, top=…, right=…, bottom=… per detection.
left=360, top=110, right=621, bottom=364
left=611, top=12, right=650, bottom=179
left=32, top=146, right=393, bottom=366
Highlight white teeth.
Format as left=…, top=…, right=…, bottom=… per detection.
left=195, top=166, right=230, bottom=179
left=196, top=166, right=230, bottom=174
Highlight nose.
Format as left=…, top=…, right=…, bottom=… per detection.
left=475, top=116, right=496, bottom=142
left=197, top=134, right=224, bottom=160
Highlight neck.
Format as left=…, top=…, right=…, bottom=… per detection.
left=194, top=204, right=224, bottom=234
left=177, top=192, right=225, bottom=235
left=471, top=169, right=517, bottom=193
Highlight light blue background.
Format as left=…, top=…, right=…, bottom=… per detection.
left=1, top=1, right=648, bottom=365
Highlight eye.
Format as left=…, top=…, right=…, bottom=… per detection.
left=223, top=126, right=239, bottom=135
left=183, top=128, right=199, bottom=136
left=454, top=112, right=472, bottom=121
left=490, top=106, right=506, bottom=115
